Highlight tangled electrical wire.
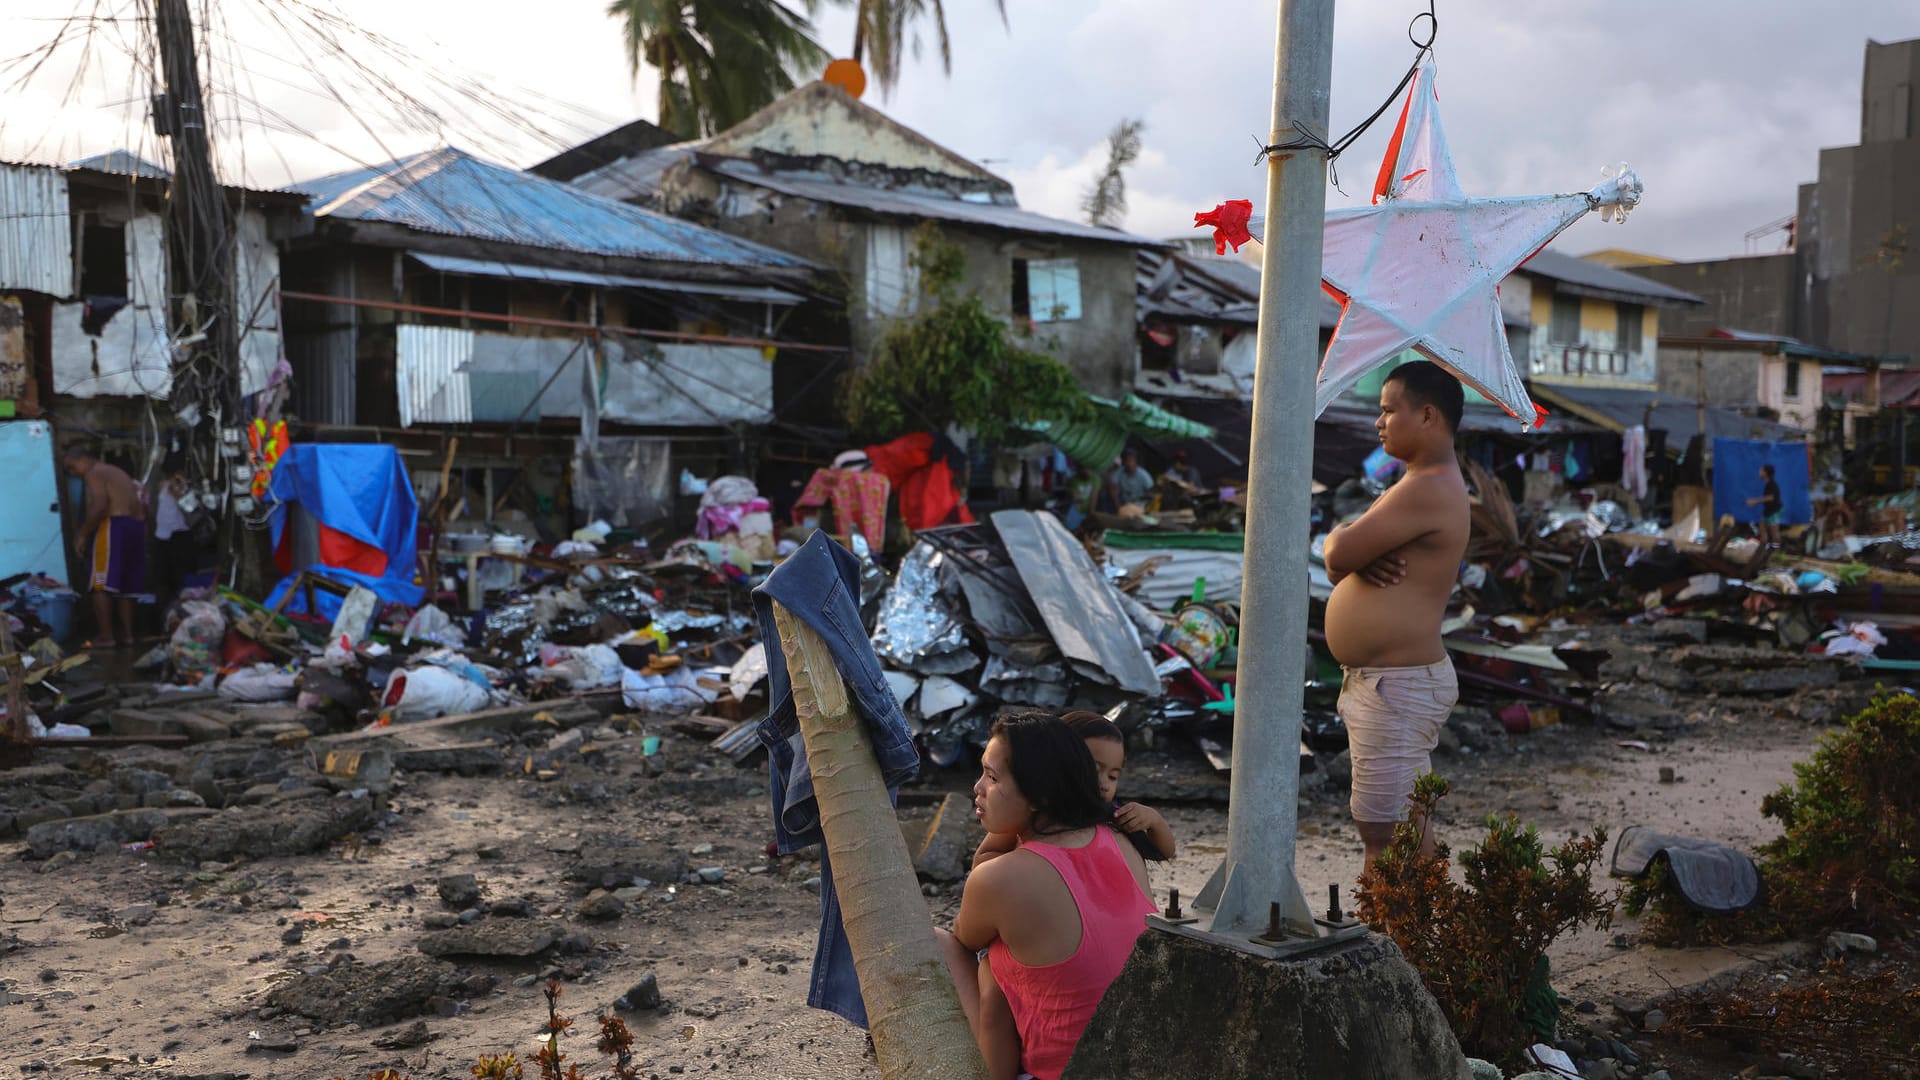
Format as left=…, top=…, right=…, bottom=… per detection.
left=1255, top=0, right=1438, bottom=193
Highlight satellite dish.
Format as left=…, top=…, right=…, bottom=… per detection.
left=823, top=59, right=867, bottom=100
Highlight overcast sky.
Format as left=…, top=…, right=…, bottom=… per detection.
left=4, top=0, right=1917, bottom=261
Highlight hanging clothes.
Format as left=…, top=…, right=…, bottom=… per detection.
left=1622, top=425, right=1648, bottom=500
left=865, top=433, right=975, bottom=532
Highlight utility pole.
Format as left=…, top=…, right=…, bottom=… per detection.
left=1201, top=0, right=1337, bottom=936
left=154, top=0, right=246, bottom=581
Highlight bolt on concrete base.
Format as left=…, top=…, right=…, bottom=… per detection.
left=1066, top=929, right=1471, bottom=1080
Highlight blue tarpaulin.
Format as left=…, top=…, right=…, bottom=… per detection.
left=265, top=444, right=423, bottom=619
left=1712, top=438, right=1810, bottom=526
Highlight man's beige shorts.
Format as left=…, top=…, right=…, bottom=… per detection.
left=1339, top=657, right=1458, bottom=823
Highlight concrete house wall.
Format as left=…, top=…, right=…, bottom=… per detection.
left=1524, top=286, right=1661, bottom=389
left=656, top=85, right=1144, bottom=399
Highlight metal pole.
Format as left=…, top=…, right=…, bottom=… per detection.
left=1202, top=0, right=1337, bottom=936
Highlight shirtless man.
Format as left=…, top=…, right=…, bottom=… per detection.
left=64, top=444, right=147, bottom=648
left=1320, top=361, right=1469, bottom=873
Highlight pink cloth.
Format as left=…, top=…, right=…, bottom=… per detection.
left=987, top=827, right=1155, bottom=1080
left=792, top=468, right=890, bottom=544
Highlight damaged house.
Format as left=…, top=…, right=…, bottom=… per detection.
left=0, top=153, right=306, bottom=581
left=277, top=146, right=830, bottom=535
left=557, top=82, right=1156, bottom=401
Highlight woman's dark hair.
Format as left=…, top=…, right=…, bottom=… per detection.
left=1761, top=463, right=1776, bottom=478
left=989, top=710, right=1111, bottom=832
left=1061, top=710, right=1124, bottom=744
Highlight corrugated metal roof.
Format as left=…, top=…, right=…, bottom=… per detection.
left=1531, top=382, right=1803, bottom=441
left=1824, top=371, right=1920, bottom=407
left=66, top=151, right=170, bottom=178
left=705, top=159, right=1157, bottom=248
left=0, top=165, right=74, bottom=297
left=300, top=147, right=813, bottom=271
left=1697, top=327, right=1905, bottom=364
left=408, top=252, right=804, bottom=305
left=571, top=144, right=699, bottom=202
left=1519, top=250, right=1703, bottom=306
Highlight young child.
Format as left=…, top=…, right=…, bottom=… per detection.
left=972, top=710, right=1176, bottom=866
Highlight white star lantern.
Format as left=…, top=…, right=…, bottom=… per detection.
left=1312, top=57, right=1644, bottom=428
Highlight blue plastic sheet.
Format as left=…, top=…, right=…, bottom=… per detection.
left=1712, top=438, right=1810, bottom=526
left=265, top=444, right=424, bottom=619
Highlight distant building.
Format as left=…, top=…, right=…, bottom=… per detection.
left=1796, top=37, right=1920, bottom=361
left=1508, top=250, right=1703, bottom=390
left=0, top=153, right=307, bottom=581
left=1628, top=38, right=1920, bottom=369
left=1656, top=329, right=1891, bottom=437
left=558, top=83, right=1156, bottom=399
left=277, top=146, right=825, bottom=532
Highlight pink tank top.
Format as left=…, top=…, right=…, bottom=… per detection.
left=987, top=826, right=1156, bottom=1080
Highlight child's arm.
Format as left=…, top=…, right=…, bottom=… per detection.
left=977, top=956, right=1022, bottom=1080
left=972, top=830, right=1019, bottom=868
left=1115, top=802, right=1176, bottom=861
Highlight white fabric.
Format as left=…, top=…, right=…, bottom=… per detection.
left=154, top=489, right=188, bottom=540
left=1314, top=58, right=1643, bottom=429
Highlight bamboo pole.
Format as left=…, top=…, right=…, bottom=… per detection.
left=771, top=603, right=987, bottom=1080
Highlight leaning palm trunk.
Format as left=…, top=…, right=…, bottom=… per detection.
left=771, top=603, right=988, bottom=1079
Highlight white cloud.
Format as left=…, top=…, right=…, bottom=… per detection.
left=2, top=0, right=1915, bottom=259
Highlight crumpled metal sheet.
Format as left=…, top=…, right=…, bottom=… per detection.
left=978, top=654, right=1070, bottom=708
left=990, top=510, right=1162, bottom=696
left=871, top=542, right=971, bottom=669
left=652, top=609, right=726, bottom=634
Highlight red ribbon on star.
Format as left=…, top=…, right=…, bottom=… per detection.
left=1194, top=199, right=1254, bottom=255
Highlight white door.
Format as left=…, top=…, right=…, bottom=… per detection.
left=0, top=420, right=65, bottom=581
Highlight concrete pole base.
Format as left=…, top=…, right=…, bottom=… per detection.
left=1066, top=929, right=1472, bottom=1080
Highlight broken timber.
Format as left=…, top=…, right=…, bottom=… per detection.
left=770, top=602, right=987, bottom=1080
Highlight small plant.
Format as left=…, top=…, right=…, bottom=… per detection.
left=471, top=1054, right=524, bottom=1080
left=595, top=1015, right=643, bottom=1080
left=535, top=980, right=583, bottom=1080
left=1757, top=691, right=1920, bottom=935
left=1357, top=773, right=1614, bottom=1068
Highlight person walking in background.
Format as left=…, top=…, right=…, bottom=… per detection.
left=1746, top=463, right=1783, bottom=548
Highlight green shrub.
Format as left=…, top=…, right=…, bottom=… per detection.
left=1358, top=773, right=1614, bottom=1067
left=1758, top=691, right=1920, bottom=934
left=841, top=225, right=1089, bottom=442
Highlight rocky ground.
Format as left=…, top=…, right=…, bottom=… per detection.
left=0, top=624, right=1895, bottom=1080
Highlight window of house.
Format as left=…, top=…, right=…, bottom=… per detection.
left=466, top=276, right=511, bottom=320
left=1785, top=358, right=1802, bottom=399
left=1616, top=303, right=1643, bottom=356
left=1026, top=258, right=1081, bottom=322
left=1011, top=259, right=1031, bottom=320
left=77, top=216, right=128, bottom=298
left=1549, top=291, right=1581, bottom=345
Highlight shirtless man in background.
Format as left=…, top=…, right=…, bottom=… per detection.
left=1320, top=361, right=1469, bottom=872
left=65, top=443, right=147, bottom=648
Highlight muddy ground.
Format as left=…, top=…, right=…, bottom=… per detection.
left=0, top=626, right=1893, bottom=1080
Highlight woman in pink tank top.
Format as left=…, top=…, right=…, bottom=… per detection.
left=935, top=712, right=1157, bottom=1080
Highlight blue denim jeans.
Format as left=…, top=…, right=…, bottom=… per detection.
left=754, top=531, right=921, bottom=1027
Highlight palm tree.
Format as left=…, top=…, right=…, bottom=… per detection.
left=608, top=0, right=830, bottom=139
left=1082, top=118, right=1144, bottom=229
left=848, top=0, right=1007, bottom=96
